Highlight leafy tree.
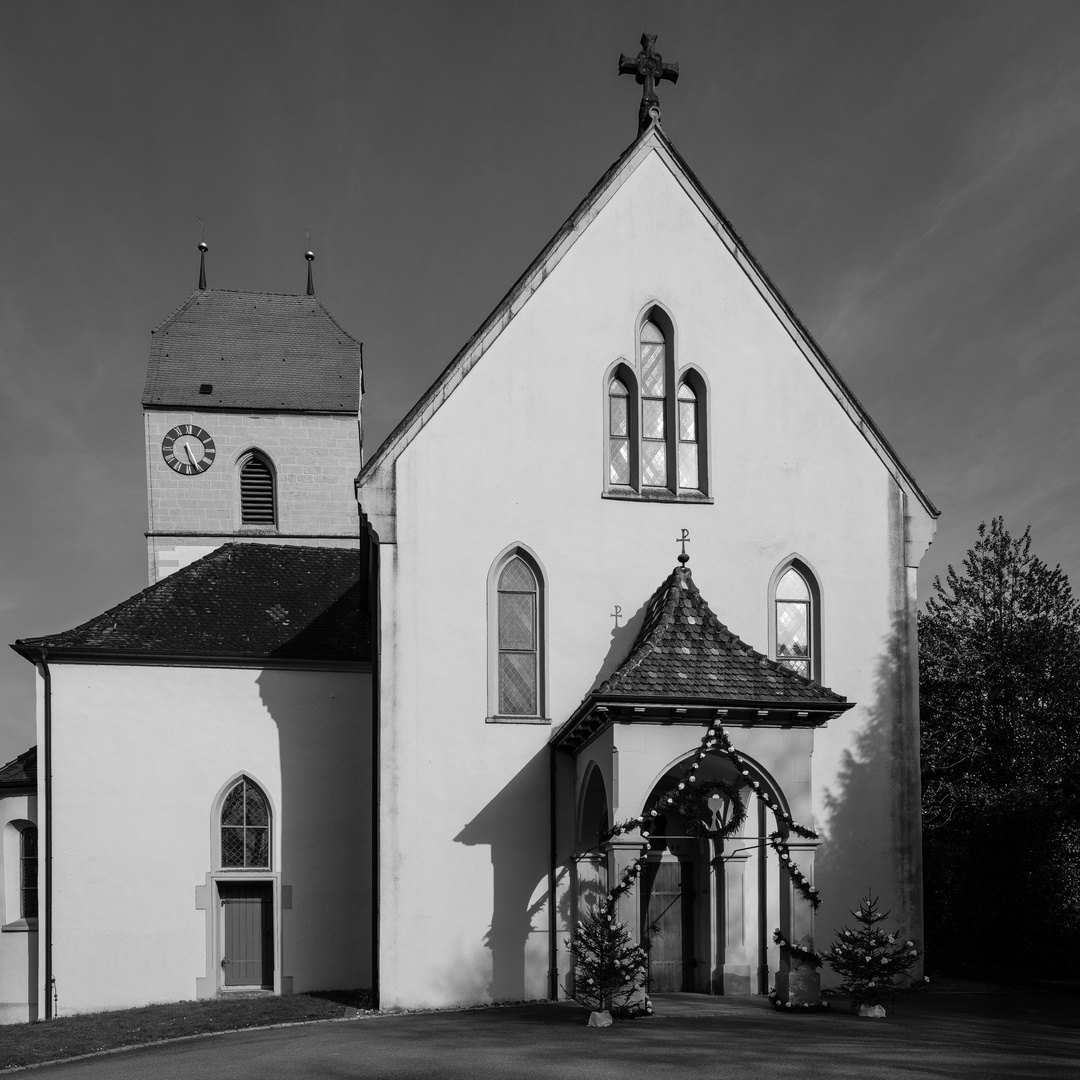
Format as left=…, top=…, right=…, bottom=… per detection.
left=919, top=518, right=1080, bottom=974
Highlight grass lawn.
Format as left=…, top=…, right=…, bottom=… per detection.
left=0, top=990, right=375, bottom=1071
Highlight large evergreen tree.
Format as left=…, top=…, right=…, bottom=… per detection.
left=919, top=518, right=1080, bottom=975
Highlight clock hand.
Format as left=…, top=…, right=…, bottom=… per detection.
left=185, top=443, right=200, bottom=467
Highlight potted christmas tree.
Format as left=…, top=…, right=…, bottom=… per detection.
left=825, top=891, right=923, bottom=1017
left=568, top=898, right=651, bottom=1026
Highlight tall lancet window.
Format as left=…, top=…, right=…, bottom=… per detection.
left=775, top=567, right=812, bottom=679
left=498, top=557, right=539, bottom=716
left=640, top=320, right=668, bottom=487
left=221, top=777, right=271, bottom=869
left=678, top=381, right=699, bottom=490
left=609, top=377, right=631, bottom=485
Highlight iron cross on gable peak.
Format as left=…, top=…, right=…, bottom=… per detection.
left=619, top=32, right=679, bottom=134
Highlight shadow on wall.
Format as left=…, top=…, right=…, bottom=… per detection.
left=815, top=609, right=921, bottom=955
left=588, top=598, right=649, bottom=691
left=256, top=667, right=372, bottom=993
left=454, top=748, right=553, bottom=1003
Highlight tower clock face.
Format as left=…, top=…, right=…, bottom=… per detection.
left=162, top=425, right=216, bottom=475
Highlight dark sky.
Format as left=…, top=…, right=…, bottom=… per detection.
left=2, top=1, right=1079, bottom=762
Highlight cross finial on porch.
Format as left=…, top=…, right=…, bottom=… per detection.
left=619, top=32, right=679, bottom=134
left=611, top=604, right=623, bottom=628
left=676, top=528, right=690, bottom=565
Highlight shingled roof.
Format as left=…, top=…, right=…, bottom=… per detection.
left=602, top=565, right=846, bottom=704
left=142, top=290, right=361, bottom=413
left=12, top=544, right=368, bottom=664
left=0, top=746, right=36, bottom=792
left=553, top=564, right=851, bottom=752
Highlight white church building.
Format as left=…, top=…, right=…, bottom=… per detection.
left=5, top=43, right=936, bottom=1021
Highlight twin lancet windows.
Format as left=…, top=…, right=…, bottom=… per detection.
left=608, top=314, right=707, bottom=496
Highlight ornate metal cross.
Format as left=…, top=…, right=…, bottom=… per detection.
left=676, top=528, right=690, bottom=565
left=619, top=32, right=679, bottom=133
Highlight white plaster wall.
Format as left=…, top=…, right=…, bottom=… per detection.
left=41, top=663, right=372, bottom=1016
left=0, top=793, right=37, bottom=1023
left=367, top=145, right=933, bottom=1007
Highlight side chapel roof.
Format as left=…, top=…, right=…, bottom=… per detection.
left=12, top=544, right=368, bottom=665
left=358, top=120, right=937, bottom=521
left=552, top=564, right=852, bottom=752
left=0, top=746, right=36, bottom=791
left=142, top=290, right=361, bottom=413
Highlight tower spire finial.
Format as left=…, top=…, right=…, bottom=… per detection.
left=619, top=32, right=679, bottom=134
left=305, top=250, right=315, bottom=296
left=197, top=241, right=208, bottom=290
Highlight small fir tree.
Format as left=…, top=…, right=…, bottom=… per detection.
left=825, top=892, right=922, bottom=1008
left=568, top=898, right=650, bottom=1017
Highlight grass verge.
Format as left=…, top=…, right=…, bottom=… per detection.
left=0, top=990, right=375, bottom=1071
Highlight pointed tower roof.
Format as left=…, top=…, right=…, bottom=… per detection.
left=552, top=564, right=853, bottom=754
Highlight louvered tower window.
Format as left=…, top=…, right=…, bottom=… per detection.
left=240, top=453, right=276, bottom=525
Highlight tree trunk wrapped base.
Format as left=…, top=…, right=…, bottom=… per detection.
left=858, top=1004, right=886, bottom=1018
left=588, top=1010, right=613, bottom=1027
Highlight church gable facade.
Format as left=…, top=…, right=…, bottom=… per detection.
left=9, top=90, right=935, bottom=1021
left=360, top=122, right=935, bottom=1008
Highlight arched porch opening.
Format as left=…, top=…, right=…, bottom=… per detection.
left=636, top=748, right=790, bottom=996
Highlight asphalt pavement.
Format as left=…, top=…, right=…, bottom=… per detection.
left=9, top=992, right=1078, bottom=1079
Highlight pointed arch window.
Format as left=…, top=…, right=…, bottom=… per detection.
left=240, top=453, right=275, bottom=526
left=639, top=320, right=669, bottom=488
left=488, top=548, right=547, bottom=722
left=774, top=565, right=815, bottom=680
left=608, top=377, right=631, bottom=486
left=677, top=381, right=699, bottom=490
left=220, top=777, right=271, bottom=869
left=20, top=827, right=37, bottom=920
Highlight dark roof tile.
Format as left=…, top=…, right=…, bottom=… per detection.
left=597, top=565, right=846, bottom=705
left=0, top=746, right=36, bottom=790
left=142, top=290, right=360, bottom=413
left=14, top=545, right=368, bottom=663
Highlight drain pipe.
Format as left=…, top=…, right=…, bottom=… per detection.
left=34, top=647, right=53, bottom=1020
left=547, top=743, right=558, bottom=1000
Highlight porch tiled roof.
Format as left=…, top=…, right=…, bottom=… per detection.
left=0, top=746, right=36, bottom=790
left=596, top=565, right=847, bottom=705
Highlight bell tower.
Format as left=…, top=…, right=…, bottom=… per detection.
left=141, top=245, right=363, bottom=581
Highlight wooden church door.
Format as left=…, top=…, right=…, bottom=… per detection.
left=642, top=860, right=693, bottom=992
left=220, top=882, right=274, bottom=988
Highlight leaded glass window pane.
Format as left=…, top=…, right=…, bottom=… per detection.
left=609, top=385, right=629, bottom=437
left=499, top=557, right=535, bottom=593
left=776, top=601, right=809, bottom=657
left=499, top=652, right=537, bottom=714
left=499, top=591, right=535, bottom=650
left=640, top=320, right=664, bottom=344
left=642, top=441, right=667, bottom=487
left=609, top=437, right=630, bottom=485
left=642, top=398, right=665, bottom=439
left=779, top=658, right=810, bottom=679
left=245, top=784, right=269, bottom=826
left=679, top=397, right=697, bottom=441
left=220, top=778, right=271, bottom=869
left=641, top=343, right=665, bottom=396
left=20, top=828, right=37, bottom=920
left=777, top=568, right=810, bottom=601
left=222, top=785, right=245, bottom=826
left=679, top=442, right=699, bottom=489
